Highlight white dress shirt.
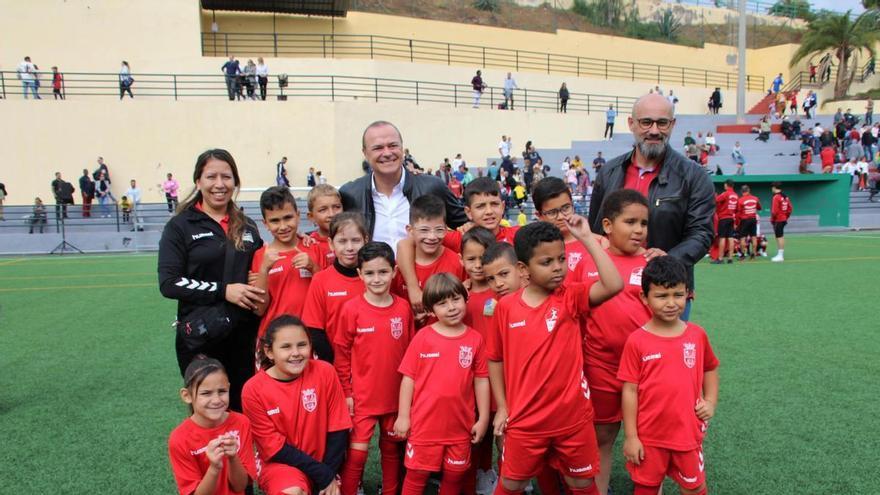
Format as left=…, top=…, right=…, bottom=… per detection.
left=371, top=170, right=410, bottom=255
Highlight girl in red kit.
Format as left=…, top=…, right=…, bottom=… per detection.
left=336, top=242, right=415, bottom=495
left=168, top=356, right=257, bottom=495
left=301, top=212, right=368, bottom=363
left=395, top=273, right=491, bottom=495
left=242, top=315, right=352, bottom=495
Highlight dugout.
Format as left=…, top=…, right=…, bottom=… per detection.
left=712, top=174, right=851, bottom=227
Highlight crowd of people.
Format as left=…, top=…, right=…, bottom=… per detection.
left=221, top=55, right=272, bottom=101
left=160, top=95, right=722, bottom=495
left=16, top=55, right=135, bottom=100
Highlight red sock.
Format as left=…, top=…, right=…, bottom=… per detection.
left=633, top=484, right=661, bottom=495
left=340, top=448, right=369, bottom=495
left=535, top=466, right=562, bottom=495
left=461, top=462, right=477, bottom=495
left=439, top=470, right=469, bottom=495
left=379, top=439, right=403, bottom=495
left=402, top=469, right=431, bottom=495
left=567, top=482, right=598, bottom=495
left=493, top=480, right=524, bottom=495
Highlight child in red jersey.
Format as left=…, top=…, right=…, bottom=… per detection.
left=770, top=182, right=792, bottom=263
left=395, top=273, right=491, bottom=495
left=251, top=187, right=321, bottom=347
left=301, top=212, right=368, bottom=363
left=488, top=219, right=623, bottom=495
left=618, top=256, right=719, bottom=495
left=336, top=242, right=415, bottom=495
left=392, top=195, right=465, bottom=320
left=711, top=179, right=738, bottom=264
left=532, top=177, right=594, bottom=273
left=735, top=185, right=762, bottom=261
left=398, top=177, right=518, bottom=313
left=481, top=243, right=526, bottom=299
left=570, top=189, right=652, bottom=495
left=307, top=184, right=344, bottom=269
left=169, top=356, right=257, bottom=495
left=242, top=316, right=352, bottom=495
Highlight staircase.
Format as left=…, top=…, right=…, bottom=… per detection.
left=746, top=90, right=799, bottom=115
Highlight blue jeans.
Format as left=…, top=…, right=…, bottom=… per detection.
left=99, top=195, right=111, bottom=217
left=22, top=80, right=40, bottom=99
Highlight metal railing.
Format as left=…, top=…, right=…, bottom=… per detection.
left=780, top=60, right=876, bottom=93
left=0, top=70, right=638, bottom=114
left=200, top=32, right=764, bottom=91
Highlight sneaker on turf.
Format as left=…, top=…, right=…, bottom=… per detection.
left=771, top=254, right=784, bottom=262
left=710, top=259, right=723, bottom=264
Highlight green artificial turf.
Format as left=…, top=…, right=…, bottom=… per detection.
left=0, top=233, right=878, bottom=494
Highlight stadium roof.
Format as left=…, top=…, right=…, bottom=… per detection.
left=201, top=0, right=348, bottom=17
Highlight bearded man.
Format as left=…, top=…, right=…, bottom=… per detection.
left=588, top=93, right=714, bottom=321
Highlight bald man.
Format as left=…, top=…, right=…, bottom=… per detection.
left=589, top=93, right=714, bottom=314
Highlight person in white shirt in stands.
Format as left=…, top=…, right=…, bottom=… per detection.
left=124, top=179, right=143, bottom=231
left=503, top=72, right=518, bottom=109
left=256, top=57, right=269, bottom=101
left=17, top=56, right=40, bottom=99
left=667, top=90, right=679, bottom=114
left=499, top=135, right=511, bottom=159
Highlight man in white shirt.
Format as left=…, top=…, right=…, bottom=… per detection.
left=499, top=135, right=511, bottom=158
left=667, top=90, right=679, bottom=114
left=17, top=56, right=40, bottom=99
left=503, top=72, right=518, bottom=110
left=124, top=179, right=143, bottom=231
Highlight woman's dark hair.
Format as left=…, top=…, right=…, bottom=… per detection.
left=600, top=189, right=649, bottom=221
left=258, top=315, right=310, bottom=370
left=177, top=149, right=247, bottom=250
left=182, top=355, right=227, bottom=413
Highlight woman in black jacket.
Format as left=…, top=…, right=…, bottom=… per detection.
left=158, top=148, right=264, bottom=411
left=559, top=82, right=569, bottom=113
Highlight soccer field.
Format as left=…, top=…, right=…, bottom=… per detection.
left=1, top=233, right=878, bottom=494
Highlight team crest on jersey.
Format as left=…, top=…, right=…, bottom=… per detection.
left=545, top=307, right=559, bottom=332
left=629, top=267, right=643, bottom=286
left=458, top=346, right=474, bottom=368
left=302, top=388, right=318, bottom=412
left=683, top=343, right=696, bottom=369
left=226, top=429, right=242, bottom=454
left=390, top=317, right=404, bottom=340
left=567, top=252, right=582, bottom=270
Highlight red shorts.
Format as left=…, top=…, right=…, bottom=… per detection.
left=350, top=413, right=403, bottom=444
left=626, top=445, right=705, bottom=490
left=259, top=461, right=312, bottom=495
left=590, top=388, right=622, bottom=425
left=404, top=441, right=472, bottom=473
left=500, top=426, right=599, bottom=480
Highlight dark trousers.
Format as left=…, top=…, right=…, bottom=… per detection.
left=604, top=122, right=614, bottom=138
left=119, top=84, right=133, bottom=99
left=258, top=76, right=268, bottom=100
left=53, top=88, right=64, bottom=100
left=176, top=324, right=257, bottom=412
left=225, top=75, right=238, bottom=100
left=55, top=201, right=70, bottom=219
left=166, top=194, right=178, bottom=213
left=81, top=194, right=92, bottom=217
left=560, top=98, right=568, bottom=113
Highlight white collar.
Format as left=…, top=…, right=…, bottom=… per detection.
left=371, top=168, right=405, bottom=196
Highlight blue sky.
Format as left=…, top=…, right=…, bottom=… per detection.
left=806, top=0, right=864, bottom=13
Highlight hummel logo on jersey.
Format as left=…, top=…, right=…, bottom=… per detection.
left=191, top=232, right=214, bottom=240
left=191, top=445, right=208, bottom=456
left=509, top=320, right=526, bottom=328
left=327, top=291, right=348, bottom=297
left=243, top=232, right=254, bottom=243
left=419, top=352, right=440, bottom=359
left=586, top=271, right=599, bottom=278
left=356, top=327, right=375, bottom=333
left=267, top=407, right=280, bottom=416
left=446, top=458, right=468, bottom=466
left=683, top=343, right=696, bottom=368
left=406, top=444, right=415, bottom=458
left=678, top=472, right=698, bottom=484
left=698, top=450, right=705, bottom=471
left=642, top=353, right=662, bottom=362
left=269, top=266, right=284, bottom=275
left=545, top=308, right=559, bottom=332
left=569, top=465, right=592, bottom=473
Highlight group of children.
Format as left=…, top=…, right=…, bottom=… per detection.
left=168, top=176, right=721, bottom=495
left=711, top=179, right=792, bottom=263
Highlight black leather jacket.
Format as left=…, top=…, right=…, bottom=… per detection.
left=588, top=145, right=715, bottom=289
left=339, top=167, right=468, bottom=236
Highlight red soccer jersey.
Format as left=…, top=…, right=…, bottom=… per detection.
left=301, top=265, right=365, bottom=342
left=820, top=147, right=836, bottom=167
left=564, top=238, right=591, bottom=275
left=310, top=231, right=336, bottom=269
left=443, top=225, right=519, bottom=253
left=617, top=323, right=720, bottom=451
left=623, top=160, right=661, bottom=198
left=334, top=294, right=415, bottom=416
left=398, top=326, right=488, bottom=445
left=714, top=189, right=738, bottom=220
left=241, top=361, right=352, bottom=463
left=771, top=193, right=793, bottom=222
left=251, top=244, right=321, bottom=339
left=392, top=247, right=465, bottom=297
left=464, top=287, right=496, bottom=340
left=487, top=283, right=595, bottom=437
left=736, top=194, right=762, bottom=220
left=168, top=412, right=258, bottom=495
left=575, top=250, right=651, bottom=392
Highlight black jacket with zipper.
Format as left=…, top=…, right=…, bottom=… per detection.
left=339, top=167, right=468, bottom=237
left=588, top=145, right=715, bottom=289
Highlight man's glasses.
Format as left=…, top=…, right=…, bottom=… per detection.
left=636, top=118, right=674, bottom=130
left=540, top=203, right=573, bottom=219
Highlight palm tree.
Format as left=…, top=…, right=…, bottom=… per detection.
left=789, top=10, right=880, bottom=99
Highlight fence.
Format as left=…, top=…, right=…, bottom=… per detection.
left=200, top=32, right=764, bottom=91
left=781, top=59, right=876, bottom=93
left=0, top=70, right=640, bottom=114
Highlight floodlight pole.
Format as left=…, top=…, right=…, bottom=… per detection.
left=736, top=0, right=747, bottom=124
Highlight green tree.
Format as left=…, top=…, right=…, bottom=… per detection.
left=473, top=0, right=500, bottom=12
left=768, top=0, right=815, bottom=21
left=863, top=0, right=879, bottom=10
left=790, top=10, right=880, bottom=99
left=656, top=9, right=682, bottom=40
left=571, top=0, right=626, bottom=28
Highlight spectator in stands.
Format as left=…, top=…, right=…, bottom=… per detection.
left=772, top=73, right=783, bottom=94
left=243, top=59, right=257, bottom=100
left=799, top=138, right=814, bottom=174
left=276, top=157, right=289, bottom=187
left=732, top=141, right=746, bottom=175
left=577, top=167, right=591, bottom=196
left=605, top=104, right=617, bottom=140
left=0, top=182, right=5, bottom=221
left=809, top=63, right=817, bottom=83
left=448, top=174, right=463, bottom=199
left=558, top=82, right=569, bottom=113
left=709, top=87, right=722, bottom=115
left=316, top=170, right=326, bottom=185
left=866, top=99, right=874, bottom=126
left=95, top=170, right=113, bottom=217
left=403, top=148, right=421, bottom=172
left=339, top=121, right=466, bottom=250
left=667, top=90, right=679, bottom=114
left=846, top=137, right=865, bottom=162
left=705, top=131, right=718, bottom=153
left=256, top=57, right=269, bottom=101
left=498, top=134, right=511, bottom=159
left=503, top=72, right=518, bottom=110
left=471, top=70, right=486, bottom=108
left=686, top=142, right=699, bottom=163
left=51, top=172, right=75, bottom=220
left=755, top=116, right=771, bottom=142
left=844, top=108, right=857, bottom=129
left=820, top=145, right=836, bottom=173
left=780, top=116, right=795, bottom=140
left=221, top=55, right=241, bottom=101
left=452, top=153, right=464, bottom=174
left=51, top=66, right=64, bottom=100
left=124, top=179, right=143, bottom=231
left=487, top=160, right=499, bottom=181
left=833, top=108, right=844, bottom=127
left=684, top=131, right=696, bottom=148
left=461, top=165, right=475, bottom=186
left=119, top=61, right=134, bottom=99
left=29, top=197, right=47, bottom=234
left=856, top=157, right=870, bottom=191
left=789, top=93, right=797, bottom=116
left=162, top=173, right=180, bottom=213
left=862, top=124, right=876, bottom=161
left=17, top=56, right=40, bottom=99
left=803, top=90, right=815, bottom=118
left=593, top=151, right=605, bottom=173
left=307, top=167, right=316, bottom=187
left=572, top=154, right=584, bottom=170
left=79, top=169, right=95, bottom=218
left=589, top=93, right=714, bottom=320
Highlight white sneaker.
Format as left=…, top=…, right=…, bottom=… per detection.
left=357, top=483, right=365, bottom=495
left=760, top=252, right=768, bottom=257
left=771, top=254, right=784, bottom=262
left=476, top=469, right=498, bottom=495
